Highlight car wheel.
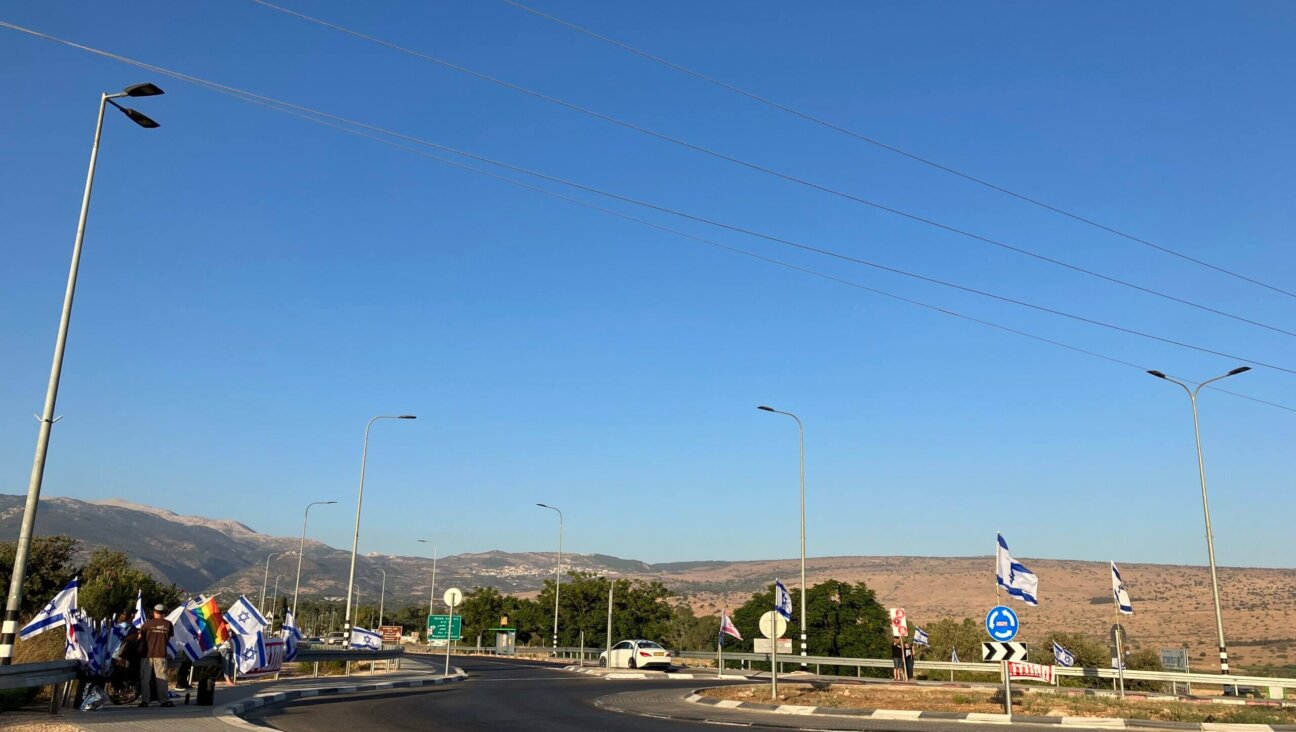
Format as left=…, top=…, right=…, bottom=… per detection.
left=599, top=657, right=607, bottom=668
left=628, top=657, right=637, bottom=670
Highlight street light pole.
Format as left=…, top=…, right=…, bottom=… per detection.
left=271, top=574, right=283, bottom=620
left=758, top=405, right=807, bottom=665
left=343, top=414, right=416, bottom=632
left=418, top=540, right=437, bottom=619
left=377, top=568, right=387, bottom=628
left=293, top=500, right=336, bottom=618
left=1147, top=366, right=1250, bottom=678
left=261, top=552, right=281, bottom=613
left=537, top=504, right=563, bottom=653
left=0, top=82, right=164, bottom=666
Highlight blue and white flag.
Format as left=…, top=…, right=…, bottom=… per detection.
left=774, top=579, right=793, bottom=621
left=1053, top=640, right=1075, bottom=667
left=995, top=534, right=1039, bottom=606
left=350, top=626, right=382, bottom=651
left=1111, top=562, right=1133, bottom=614
left=951, top=647, right=959, bottom=663
left=282, top=609, right=302, bottom=662
left=913, top=627, right=930, bottom=646
left=131, top=590, right=145, bottom=629
left=224, top=595, right=269, bottom=673
left=18, top=577, right=79, bottom=640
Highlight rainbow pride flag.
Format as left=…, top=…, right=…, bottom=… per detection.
left=189, top=596, right=229, bottom=649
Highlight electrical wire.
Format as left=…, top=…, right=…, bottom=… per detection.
left=1, top=18, right=1291, bottom=413
left=243, top=0, right=1296, bottom=339
left=499, top=0, right=1296, bottom=302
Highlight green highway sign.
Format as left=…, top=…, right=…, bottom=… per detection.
left=427, top=615, right=462, bottom=641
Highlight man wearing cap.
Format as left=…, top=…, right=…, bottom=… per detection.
left=137, top=603, right=175, bottom=707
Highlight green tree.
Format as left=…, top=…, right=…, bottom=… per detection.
left=458, top=587, right=507, bottom=644
left=0, top=535, right=79, bottom=619
left=77, top=548, right=183, bottom=620
left=729, top=579, right=889, bottom=676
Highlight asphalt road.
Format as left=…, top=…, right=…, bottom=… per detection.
left=245, top=655, right=1123, bottom=732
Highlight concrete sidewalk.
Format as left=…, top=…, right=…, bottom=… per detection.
left=63, top=657, right=467, bottom=731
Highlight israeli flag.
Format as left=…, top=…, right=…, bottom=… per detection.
left=951, top=647, right=959, bottom=663
left=231, top=631, right=267, bottom=674
left=224, top=595, right=268, bottom=637
left=282, top=609, right=303, bottom=662
left=1111, top=562, right=1133, bottom=614
left=773, top=579, right=793, bottom=621
left=1053, top=640, right=1075, bottom=668
left=131, top=590, right=144, bottom=629
left=18, top=577, right=79, bottom=640
left=995, top=534, right=1039, bottom=606
left=350, top=626, right=382, bottom=651
left=913, top=627, right=929, bottom=646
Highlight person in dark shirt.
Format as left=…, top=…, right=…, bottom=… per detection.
left=137, top=604, right=174, bottom=707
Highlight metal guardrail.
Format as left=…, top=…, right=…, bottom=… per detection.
left=293, top=647, right=405, bottom=663
left=501, top=646, right=1295, bottom=695
left=0, top=659, right=79, bottom=691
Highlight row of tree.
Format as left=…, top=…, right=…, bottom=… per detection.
left=2, top=536, right=1165, bottom=687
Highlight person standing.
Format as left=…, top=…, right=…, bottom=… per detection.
left=138, top=604, right=175, bottom=707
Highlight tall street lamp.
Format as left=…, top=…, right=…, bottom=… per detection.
left=292, top=500, right=336, bottom=617
left=758, top=405, right=808, bottom=665
left=1147, top=366, right=1250, bottom=677
left=270, top=574, right=284, bottom=620
left=343, top=415, right=416, bottom=631
left=261, top=551, right=291, bottom=613
left=417, top=540, right=438, bottom=619
left=537, top=503, right=563, bottom=653
left=377, top=568, right=387, bottom=628
left=0, top=82, right=164, bottom=666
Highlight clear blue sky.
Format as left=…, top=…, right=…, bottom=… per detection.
left=2, top=1, right=1293, bottom=569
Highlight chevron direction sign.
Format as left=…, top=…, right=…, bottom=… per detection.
left=982, top=641, right=1029, bottom=662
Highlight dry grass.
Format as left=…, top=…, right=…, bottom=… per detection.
left=0, top=714, right=80, bottom=732
left=700, top=684, right=1296, bottom=724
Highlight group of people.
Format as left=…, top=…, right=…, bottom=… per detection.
left=107, top=603, right=178, bottom=707
left=890, top=640, right=916, bottom=681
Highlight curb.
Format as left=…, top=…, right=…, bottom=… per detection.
left=217, top=670, right=469, bottom=725
left=684, top=690, right=1296, bottom=731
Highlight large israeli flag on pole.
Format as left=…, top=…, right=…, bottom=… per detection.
left=1111, top=562, right=1133, bottom=614
left=350, top=627, right=382, bottom=650
left=773, top=579, right=793, bottom=621
left=995, top=534, right=1039, bottom=606
left=18, top=578, right=79, bottom=640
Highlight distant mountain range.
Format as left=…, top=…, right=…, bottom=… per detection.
left=3, top=494, right=1294, bottom=670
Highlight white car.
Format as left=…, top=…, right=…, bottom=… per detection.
left=599, top=639, right=673, bottom=670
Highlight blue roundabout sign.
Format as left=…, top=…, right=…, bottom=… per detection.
left=985, top=605, right=1019, bottom=642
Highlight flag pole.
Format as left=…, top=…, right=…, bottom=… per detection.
left=717, top=609, right=723, bottom=677
left=1111, top=566, right=1126, bottom=698
left=771, top=583, right=779, bottom=700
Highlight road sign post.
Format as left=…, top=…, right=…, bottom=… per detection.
left=984, top=607, right=1022, bottom=716
left=983, top=642, right=1028, bottom=715
left=759, top=610, right=787, bottom=700
left=443, top=587, right=462, bottom=677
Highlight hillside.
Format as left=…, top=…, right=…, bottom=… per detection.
left=2, top=494, right=1293, bottom=670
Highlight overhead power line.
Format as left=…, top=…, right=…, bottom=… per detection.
left=244, top=0, right=1296, bottom=340
left=2, top=19, right=1292, bottom=415
left=499, top=0, right=1296, bottom=302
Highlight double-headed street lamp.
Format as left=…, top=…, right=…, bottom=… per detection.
left=758, top=405, right=808, bottom=665
left=536, top=503, right=563, bottom=653
left=0, top=82, right=164, bottom=666
left=343, top=415, right=416, bottom=631
left=1147, top=365, right=1250, bottom=677
left=293, top=500, right=337, bottom=618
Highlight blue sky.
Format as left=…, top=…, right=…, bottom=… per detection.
left=1, top=1, right=1293, bottom=569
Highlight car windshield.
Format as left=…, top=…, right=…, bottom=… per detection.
left=637, top=641, right=663, bottom=649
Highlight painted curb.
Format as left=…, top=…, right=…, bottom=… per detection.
left=218, top=670, right=468, bottom=724
left=684, top=689, right=1296, bottom=731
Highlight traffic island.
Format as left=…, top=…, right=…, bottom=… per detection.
left=693, top=683, right=1296, bottom=728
